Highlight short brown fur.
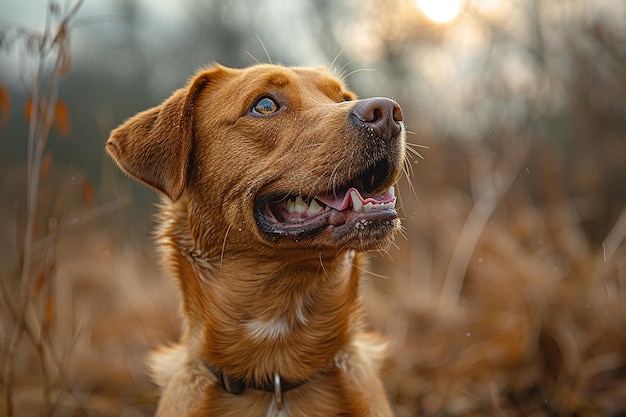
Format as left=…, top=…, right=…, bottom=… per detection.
left=107, top=64, right=405, bottom=416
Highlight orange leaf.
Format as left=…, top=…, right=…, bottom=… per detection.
left=82, top=179, right=95, bottom=208
left=0, top=84, right=10, bottom=123
left=34, top=269, right=47, bottom=297
left=24, top=98, right=33, bottom=123
left=54, top=100, right=71, bottom=136
left=60, top=49, right=71, bottom=77
left=40, top=153, right=53, bottom=179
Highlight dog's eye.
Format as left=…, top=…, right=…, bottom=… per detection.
left=342, top=94, right=353, bottom=102
left=252, top=96, right=280, bottom=115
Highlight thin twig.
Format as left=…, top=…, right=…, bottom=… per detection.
left=4, top=2, right=89, bottom=415
left=33, top=195, right=132, bottom=253
left=438, top=138, right=529, bottom=309
left=593, top=209, right=626, bottom=282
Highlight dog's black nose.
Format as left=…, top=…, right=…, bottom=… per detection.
left=350, top=97, right=403, bottom=139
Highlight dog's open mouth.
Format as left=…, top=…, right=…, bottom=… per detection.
left=255, top=159, right=399, bottom=240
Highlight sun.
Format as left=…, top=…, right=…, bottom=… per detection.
left=416, top=0, right=463, bottom=23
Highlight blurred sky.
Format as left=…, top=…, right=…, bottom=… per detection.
left=0, top=0, right=331, bottom=84
left=1, top=0, right=625, bottom=157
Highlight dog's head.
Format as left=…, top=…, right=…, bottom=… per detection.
left=107, top=64, right=406, bottom=255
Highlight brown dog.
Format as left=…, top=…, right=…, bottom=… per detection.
left=106, top=63, right=405, bottom=416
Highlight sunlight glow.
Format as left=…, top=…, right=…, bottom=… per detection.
left=417, top=0, right=463, bottom=23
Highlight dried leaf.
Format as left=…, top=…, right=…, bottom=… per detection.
left=82, top=179, right=95, bottom=208
left=45, top=292, right=55, bottom=331
left=60, top=48, right=71, bottom=76
left=40, top=153, right=53, bottom=179
left=34, top=269, right=47, bottom=297
left=24, top=98, right=33, bottom=123
left=54, top=24, right=67, bottom=44
left=0, top=83, right=10, bottom=123
left=54, top=100, right=71, bottom=136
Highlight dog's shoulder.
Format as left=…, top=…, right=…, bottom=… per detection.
left=149, top=344, right=214, bottom=416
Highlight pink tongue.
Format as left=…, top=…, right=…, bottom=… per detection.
left=316, top=188, right=394, bottom=211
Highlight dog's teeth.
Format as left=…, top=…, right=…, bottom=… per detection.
left=389, top=186, right=395, bottom=197
left=308, top=199, right=323, bottom=215
left=363, top=202, right=374, bottom=212
left=350, top=190, right=363, bottom=213
left=294, top=196, right=307, bottom=214
left=286, top=198, right=296, bottom=213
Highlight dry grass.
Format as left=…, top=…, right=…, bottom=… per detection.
left=1, top=2, right=625, bottom=415
left=365, top=140, right=626, bottom=416
left=0, top=157, right=177, bottom=416
left=2, top=137, right=624, bottom=416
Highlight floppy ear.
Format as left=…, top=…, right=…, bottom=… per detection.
left=106, top=72, right=211, bottom=201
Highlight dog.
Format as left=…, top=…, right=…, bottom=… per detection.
left=106, top=63, right=405, bottom=416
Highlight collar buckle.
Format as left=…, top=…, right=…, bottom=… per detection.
left=273, top=373, right=283, bottom=411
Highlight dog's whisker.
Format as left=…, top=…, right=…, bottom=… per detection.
left=293, top=159, right=333, bottom=196
left=304, top=170, right=328, bottom=196
left=337, top=57, right=361, bottom=79
left=317, top=252, right=332, bottom=283
left=352, top=263, right=391, bottom=280
left=346, top=148, right=357, bottom=185
left=340, top=68, right=375, bottom=82
left=404, top=157, right=419, bottom=201
left=246, top=50, right=263, bottom=66
left=327, top=159, right=345, bottom=196
left=328, top=48, right=345, bottom=75
left=397, top=224, right=409, bottom=242
left=311, top=157, right=342, bottom=194
left=403, top=156, right=413, bottom=176
left=405, top=145, right=425, bottom=160
left=255, top=33, right=273, bottom=64
left=220, top=223, right=233, bottom=269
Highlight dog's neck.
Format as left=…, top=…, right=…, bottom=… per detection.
left=157, top=199, right=364, bottom=385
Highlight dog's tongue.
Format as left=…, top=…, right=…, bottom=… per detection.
left=316, top=187, right=396, bottom=211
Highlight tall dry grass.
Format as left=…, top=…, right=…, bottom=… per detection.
left=368, top=138, right=626, bottom=416
left=0, top=2, right=142, bottom=416
left=1, top=2, right=625, bottom=416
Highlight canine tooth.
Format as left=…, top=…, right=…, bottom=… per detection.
left=286, top=198, right=296, bottom=213
left=294, top=196, right=307, bottom=214
left=350, top=190, right=363, bottom=212
left=308, top=199, right=323, bottom=215
left=389, top=186, right=395, bottom=197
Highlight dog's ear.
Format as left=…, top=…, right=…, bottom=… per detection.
left=105, top=72, right=211, bottom=201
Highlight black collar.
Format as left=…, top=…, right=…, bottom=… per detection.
left=204, top=362, right=307, bottom=396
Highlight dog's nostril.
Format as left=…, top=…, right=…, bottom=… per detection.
left=392, top=104, right=403, bottom=123
left=372, top=108, right=383, bottom=123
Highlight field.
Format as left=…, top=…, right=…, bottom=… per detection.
left=1, top=1, right=625, bottom=416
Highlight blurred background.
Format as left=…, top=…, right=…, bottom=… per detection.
left=1, top=0, right=625, bottom=415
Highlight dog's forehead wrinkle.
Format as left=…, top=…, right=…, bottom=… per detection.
left=253, top=66, right=351, bottom=105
